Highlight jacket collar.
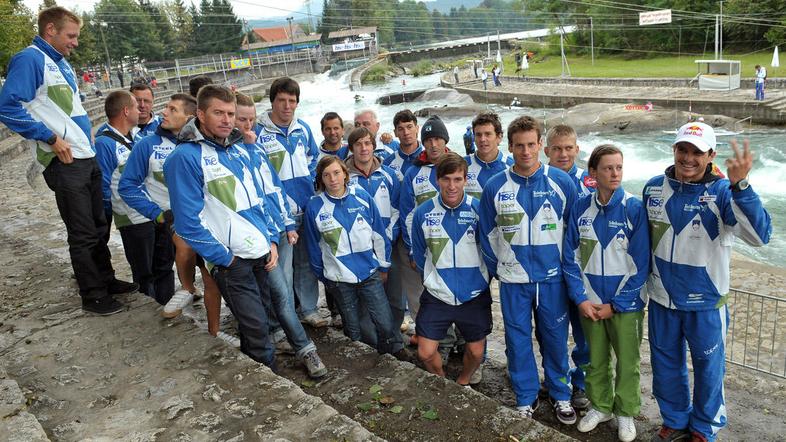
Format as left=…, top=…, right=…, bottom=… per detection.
left=155, top=125, right=179, bottom=143
left=473, top=150, right=504, bottom=166
left=33, top=36, right=64, bottom=62
left=323, top=185, right=352, bottom=203
left=258, top=111, right=301, bottom=136
left=593, top=186, right=624, bottom=210
left=509, top=162, right=545, bottom=183
left=346, top=155, right=381, bottom=178
left=437, top=193, right=467, bottom=210
left=178, top=117, right=243, bottom=148
left=664, top=164, right=722, bottom=192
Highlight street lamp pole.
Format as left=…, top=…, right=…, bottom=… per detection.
left=96, top=21, right=112, bottom=86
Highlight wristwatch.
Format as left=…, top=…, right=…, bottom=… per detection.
left=45, top=134, right=57, bottom=145
left=731, top=178, right=750, bottom=192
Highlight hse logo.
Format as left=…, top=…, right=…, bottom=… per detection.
left=578, top=217, right=593, bottom=227
left=259, top=134, right=276, bottom=144
left=414, top=175, right=428, bottom=184
left=425, top=217, right=440, bottom=226
left=318, top=213, right=332, bottom=221
left=467, top=172, right=477, bottom=181
left=203, top=157, right=218, bottom=166
left=649, top=197, right=663, bottom=207
left=498, top=191, right=516, bottom=202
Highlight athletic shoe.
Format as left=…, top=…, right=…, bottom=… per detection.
left=651, top=426, right=690, bottom=441
left=303, top=350, right=328, bottom=378
left=577, top=408, right=613, bottom=433
left=516, top=398, right=540, bottom=418
left=571, top=386, right=591, bottom=410
left=331, top=314, right=343, bottom=328
left=618, top=416, right=637, bottom=442
left=82, top=297, right=124, bottom=316
left=469, top=365, right=483, bottom=385
left=551, top=399, right=577, bottom=425
left=302, top=312, right=328, bottom=328
left=216, top=331, right=240, bottom=348
left=275, top=339, right=295, bottom=355
left=393, top=348, right=416, bottom=364
left=107, top=279, right=139, bottom=295
left=162, top=289, right=194, bottom=318
left=400, top=315, right=412, bottom=332
left=690, top=432, right=708, bottom=442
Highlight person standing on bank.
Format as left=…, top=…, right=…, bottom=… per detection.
left=0, top=6, right=136, bottom=315
left=562, top=144, right=650, bottom=442
left=754, top=65, right=766, bottom=101
left=645, top=122, right=771, bottom=442
left=304, top=156, right=411, bottom=361
left=164, top=85, right=281, bottom=370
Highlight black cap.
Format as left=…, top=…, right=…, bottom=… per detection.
left=420, top=116, right=449, bottom=143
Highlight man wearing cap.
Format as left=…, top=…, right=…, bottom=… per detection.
left=644, top=122, right=771, bottom=442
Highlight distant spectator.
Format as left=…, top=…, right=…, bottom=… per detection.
left=755, top=64, right=767, bottom=101
left=188, top=75, right=213, bottom=97
left=453, top=65, right=460, bottom=84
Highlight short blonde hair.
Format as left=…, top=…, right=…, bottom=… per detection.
left=38, top=6, right=81, bottom=37
left=545, top=124, right=577, bottom=146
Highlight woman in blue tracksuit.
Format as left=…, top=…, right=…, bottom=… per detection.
left=304, top=156, right=408, bottom=359
left=562, top=144, right=649, bottom=442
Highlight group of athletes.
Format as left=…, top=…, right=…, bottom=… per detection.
left=0, top=7, right=774, bottom=442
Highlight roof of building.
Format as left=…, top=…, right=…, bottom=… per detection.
left=327, top=27, right=377, bottom=39
left=252, top=25, right=303, bottom=42
left=246, top=34, right=322, bottom=50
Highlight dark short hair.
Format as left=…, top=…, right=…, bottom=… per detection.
left=269, top=77, right=300, bottom=103
left=472, top=112, right=502, bottom=135
left=234, top=92, right=255, bottom=108
left=196, top=85, right=235, bottom=112
left=436, top=152, right=468, bottom=179
left=507, top=116, right=542, bottom=145
left=129, top=82, right=153, bottom=96
left=320, top=112, right=343, bottom=130
left=315, top=156, right=349, bottom=192
left=587, top=144, right=623, bottom=171
left=38, top=6, right=81, bottom=37
left=170, top=93, right=197, bottom=116
left=105, top=90, right=135, bottom=120
left=348, top=127, right=376, bottom=151
left=393, top=109, right=417, bottom=128
left=189, top=76, right=213, bottom=98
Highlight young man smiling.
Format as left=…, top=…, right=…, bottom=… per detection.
left=464, top=112, right=513, bottom=200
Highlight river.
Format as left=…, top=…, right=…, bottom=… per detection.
left=265, top=71, right=783, bottom=268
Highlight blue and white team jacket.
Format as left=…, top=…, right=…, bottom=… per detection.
left=479, top=165, right=577, bottom=283
left=411, top=194, right=490, bottom=305
left=95, top=125, right=148, bottom=228
left=304, top=186, right=391, bottom=284
left=241, top=140, right=296, bottom=234
left=400, top=163, right=439, bottom=250
left=317, top=142, right=349, bottom=162
left=565, top=163, right=596, bottom=197
left=163, top=119, right=278, bottom=267
left=375, top=137, right=398, bottom=162
left=383, top=143, right=423, bottom=179
left=464, top=151, right=514, bottom=200
left=562, top=188, right=650, bottom=312
left=256, top=112, right=319, bottom=217
left=96, top=114, right=161, bottom=144
left=118, top=126, right=178, bottom=222
left=643, top=166, right=771, bottom=311
left=346, top=156, right=402, bottom=242
left=0, top=36, right=92, bottom=167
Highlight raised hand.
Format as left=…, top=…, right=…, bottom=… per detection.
left=726, top=139, right=754, bottom=185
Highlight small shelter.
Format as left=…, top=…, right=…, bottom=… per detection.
left=694, top=60, right=741, bottom=91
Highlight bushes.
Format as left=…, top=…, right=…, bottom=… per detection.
left=411, top=60, right=433, bottom=77
left=362, top=62, right=389, bottom=83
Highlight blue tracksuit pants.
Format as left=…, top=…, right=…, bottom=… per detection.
left=649, top=301, right=729, bottom=441
left=500, top=281, right=572, bottom=406
left=568, top=303, right=589, bottom=390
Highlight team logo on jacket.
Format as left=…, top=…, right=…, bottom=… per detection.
left=583, top=176, right=597, bottom=188
left=698, top=195, right=717, bottom=203
left=319, top=212, right=332, bottom=222
left=498, top=191, right=515, bottom=202
left=692, top=219, right=701, bottom=231
left=466, top=227, right=475, bottom=240
left=578, top=217, right=593, bottom=226
left=648, top=197, right=663, bottom=207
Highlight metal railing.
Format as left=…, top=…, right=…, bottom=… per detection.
left=726, top=288, right=786, bottom=378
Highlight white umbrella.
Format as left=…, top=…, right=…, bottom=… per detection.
left=772, top=46, right=780, bottom=68
left=496, top=50, right=502, bottom=63
left=521, top=54, right=529, bottom=70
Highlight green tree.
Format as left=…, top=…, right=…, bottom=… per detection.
left=0, top=0, right=36, bottom=76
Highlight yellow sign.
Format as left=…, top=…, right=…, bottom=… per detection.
left=230, top=58, right=251, bottom=69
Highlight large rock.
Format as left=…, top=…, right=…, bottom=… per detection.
left=413, top=87, right=475, bottom=105
left=546, top=102, right=739, bottom=134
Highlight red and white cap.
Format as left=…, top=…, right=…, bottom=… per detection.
left=674, top=122, right=716, bottom=152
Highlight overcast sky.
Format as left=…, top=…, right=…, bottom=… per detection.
left=22, top=0, right=308, bottom=20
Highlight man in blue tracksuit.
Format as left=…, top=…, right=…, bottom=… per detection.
left=256, top=77, right=325, bottom=329
left=464, top=112, right=513, bottom=200
left=318, top=111, right=349, bottom=162
left=544, top=123, right=595, bottom=409
left=0, top=6, right=136, bottom=315
left=411, top=152, right=491, bottom=386
left=163, top=85, right=280, bottom=369
left=479, top=116, right=578, bottom=424
left=354, top=109, right=397, bottom=161
left=129, top=83, right=161, bottom=140
left=645, top=122, right=771, bottom=442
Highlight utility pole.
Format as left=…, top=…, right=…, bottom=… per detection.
left=487, top=33, right=490, bottom=60
left=714, top=15, right=719, bottom=59
left=719, top=0, right=724, bottom=59
left=305, top=0, right=314, bottom=34
left=590, top=17, right=594, bottom=66
left=96, top=21, right=112, bottom=87
left=287, top=16, right=295, bottom=48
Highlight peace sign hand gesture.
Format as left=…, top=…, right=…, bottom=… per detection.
left=725, top=139, right=754, bottom=185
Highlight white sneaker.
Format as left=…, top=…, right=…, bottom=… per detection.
left=162, top=289, right=194, bottom=318
left=577, top=408, right=614, bottom=433
left=469, top=365, right=483, bottom=385
left=216, top=331, right=240, bottom=348
left=617, top=415, right=636, bottom=442
left=400, top=315, right=412, bottom=332
left=516, top=398, right=539, bottom=418
left=303, top=350, right=328, bottom=378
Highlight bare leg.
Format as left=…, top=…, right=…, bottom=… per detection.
left=456, top=339, right=485, bottom=386
left=172, top=234, right=196, bottom=293
left=417, top=336, right=444, bottom=377
left=199, top=264, right=222, bottom=336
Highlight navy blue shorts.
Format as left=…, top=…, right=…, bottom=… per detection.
left=416, top=289, right=492, bottom=343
